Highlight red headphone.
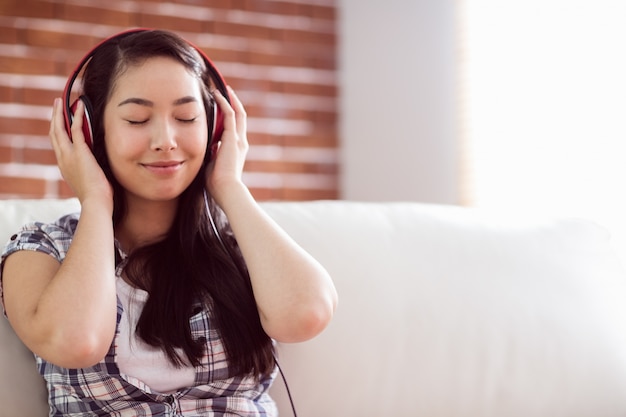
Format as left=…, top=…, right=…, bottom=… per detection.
left=62, top=28, right=229, bottom=150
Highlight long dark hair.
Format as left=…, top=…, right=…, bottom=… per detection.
left=80, top=29, right=275, bottom=378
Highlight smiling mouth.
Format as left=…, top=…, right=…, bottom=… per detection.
left=141, top=161, right=184, bottom=174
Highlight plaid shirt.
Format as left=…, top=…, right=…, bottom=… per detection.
left=1, top=213, right=277, bottom=416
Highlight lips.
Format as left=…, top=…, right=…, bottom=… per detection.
left=141, top=160, right=184, bottom=174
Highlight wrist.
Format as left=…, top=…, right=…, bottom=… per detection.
left=208, top=180, right=252, bottom=213
left=79, top=195, right=114, bottom=218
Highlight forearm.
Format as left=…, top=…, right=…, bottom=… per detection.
left=13, top=199, right=117, bottom=367
left=207, top=87, right=336, bottom=341
left=216, top=183, right=338, bottom=342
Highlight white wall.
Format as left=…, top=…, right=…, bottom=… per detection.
left=338, top=0, right=459, bottom=203
left=462, top=0, right=626, bottom=262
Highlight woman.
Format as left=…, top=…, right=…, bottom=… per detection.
left=0, top=29, right=337, bottom=416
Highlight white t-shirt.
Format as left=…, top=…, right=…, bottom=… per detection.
left=115, top=278, right=195, bottom=394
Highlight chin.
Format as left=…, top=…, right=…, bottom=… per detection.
left=125, top=186, right=189, bottom=205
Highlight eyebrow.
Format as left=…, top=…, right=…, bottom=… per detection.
left=117, top=96, right=199, bottom=107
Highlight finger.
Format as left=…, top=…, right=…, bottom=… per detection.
left=226, top=86, right=247, bottom=137
left=212, top=88, right=240, bottom=146
left=50, top=98, right=70, bottom=153
left=49, top=98, right=59, bottom=141
left=226, top=86, right=245, bottom=115
left=212, top=88, right=235, bottom=127
left=212, top=88, right=248, bottom=155
left=70, top=99, right=88, bottom=146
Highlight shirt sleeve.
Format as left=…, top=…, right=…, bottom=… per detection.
left=0, top=214, right=78, bottom=316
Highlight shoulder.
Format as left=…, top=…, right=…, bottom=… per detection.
left=2, top=213, right=80, bottom=263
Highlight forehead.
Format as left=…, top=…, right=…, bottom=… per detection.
left=109, top=56, right=204, bottom=100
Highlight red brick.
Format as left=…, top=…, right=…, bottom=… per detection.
left=249, top=186, right=280, bottom=201
left=0, top=117, right=49, bottom=136
left=0, top=86, right=16, bottom=102
left=0, top=55, right=57, bottom=75
left=61, top=5, right=134, bottom=27
left=21, top=89, right=59, bottom=106
left=280, top=83, right=337, bottom=97
left=0, top=145, right=13, bottom=163
left=22, top=148, right=56, bottom=165
left=245, top=132, right=279, bottom=146
left=310, top=6, right=335, bottom=20
left=312, top=111, right=337, bottom=125
left=0, top=26, right=19, bottom=44
left=245, top=50, right=306, bottom=67
left=229, top=0, right=248, bottom=11
left=282, top=133, right=337, bottom=148
left=20, top=29, right=96, bottom=51
left=282, top=187, right=338, bottom=201
left=243, top=105, right=331, bottom=123
left=137, top=14, right=205, bottom=33
left=0, top=175, right=47, bottom=196
left=245, top=160, right=338, bottom=175
left=57, top=179, right=76, bottom=198
left=278, top=28, right=335, bottom=45
left=0, top=0, right=56, bottom=19
left=202, top=48, right=247, bottom=64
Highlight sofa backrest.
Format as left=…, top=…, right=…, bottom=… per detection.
left=0, top=199, right=80, bottom=417
left=262, top=201, right=626, bottom=417
left=2, top=199, right=626, bottom=417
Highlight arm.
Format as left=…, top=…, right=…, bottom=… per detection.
left=207, top=88, right=338, bottom=343
left=2, top=99, right=117, bottom=368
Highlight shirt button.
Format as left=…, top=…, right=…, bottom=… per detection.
left=164, top=395, right=175, bottom=405
left=10, top=234, right=17, bottom=241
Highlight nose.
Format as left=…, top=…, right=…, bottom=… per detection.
left=151, top=119, right=178, bottom=151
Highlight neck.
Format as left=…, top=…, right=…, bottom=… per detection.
left=115, top=196, right=179, bottom=253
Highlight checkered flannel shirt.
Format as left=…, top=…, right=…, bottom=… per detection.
left=0, top=213, right=278, bottom=416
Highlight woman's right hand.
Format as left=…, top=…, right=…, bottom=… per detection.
left=49, top=98, right=113, bottom=209
left=1, top=98, right=120, bottom=368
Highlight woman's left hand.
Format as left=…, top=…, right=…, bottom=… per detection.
left=205, top=86, right=249, bottom=206
left=203, top=87, right=338, bottom=343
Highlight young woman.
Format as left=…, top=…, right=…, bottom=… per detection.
left=0, top=29, right=337, bottom=416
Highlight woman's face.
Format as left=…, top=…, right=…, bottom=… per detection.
left=103, top=56, right=208, bottom=204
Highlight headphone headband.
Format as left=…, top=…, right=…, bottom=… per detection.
left=62, top=28, right=229, bottom=150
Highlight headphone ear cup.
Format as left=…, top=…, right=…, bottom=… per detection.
left=69, top=96, right=95, bottom=149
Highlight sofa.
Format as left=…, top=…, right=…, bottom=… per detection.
left=1, top=198, right=626, bottom=417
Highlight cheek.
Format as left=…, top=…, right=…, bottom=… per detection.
left=104, top=129, right=145, bottom=162
left=186, top=124, right=210, bottom=158
left=192, top=136, right=209, bottom=158
left=102, top=128, right=147, bottom=183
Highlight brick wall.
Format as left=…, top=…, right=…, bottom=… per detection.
left=0, top=0, right=338, bottom=200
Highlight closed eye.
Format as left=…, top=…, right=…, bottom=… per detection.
left=177, top=117, right=198, bottom=123
left=125, top=119, right=148, bottom=125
